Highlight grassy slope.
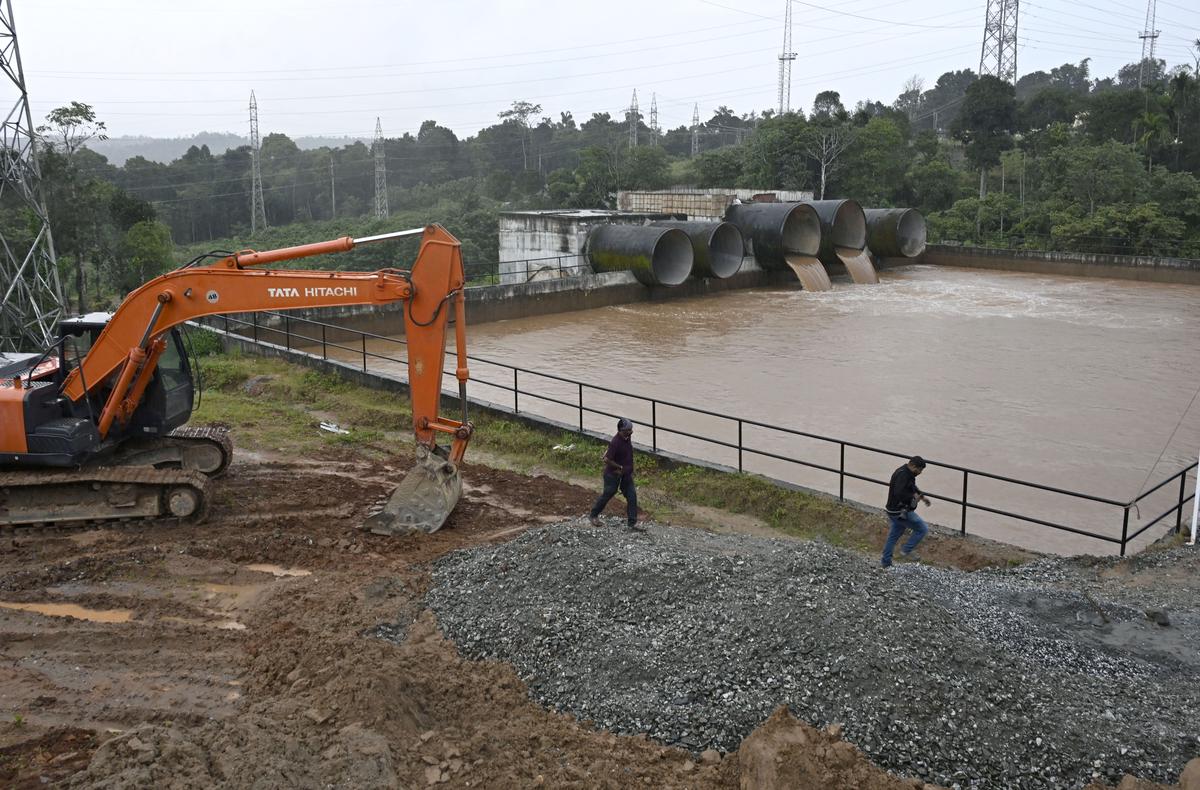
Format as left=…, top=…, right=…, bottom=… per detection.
left=193, top=352, right=884, bottom=551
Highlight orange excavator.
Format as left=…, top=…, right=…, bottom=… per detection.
left=0, top=225, right=473, bottom=535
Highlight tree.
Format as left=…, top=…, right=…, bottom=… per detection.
left=37, top=103, right=112, bottom=311
left=109, top=220, right=174, bottom=296
left=894, top=75, right=925, bottom=120
left=952, top=76, right=1017, bottom=198
left=36, top=101, right=108, bottom=155
left=811, top=91, right=847, bottom=122
left=839, top=117, right=907, bottom=205
left=802, top=124, right=854, bottom=199
left=497, top=100, right=543, bottom=170
left=740, top=113, right=809, bottom=189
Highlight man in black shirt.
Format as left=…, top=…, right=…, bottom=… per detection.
left=881, top=455, right=931, bottom=567
left=588, top=417, right=641, bottom=530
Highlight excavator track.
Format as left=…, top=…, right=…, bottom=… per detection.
left=113, top=425, right=234, bottom=478
left=0, top=467, right=212, bottom=535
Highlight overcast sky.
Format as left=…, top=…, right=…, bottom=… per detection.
left=9, top=0, right=1200, bottom=142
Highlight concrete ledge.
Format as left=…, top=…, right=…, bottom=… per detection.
left=922, top=245, right=1200, bottom=285
left=228, top=258, right=801, bottom=339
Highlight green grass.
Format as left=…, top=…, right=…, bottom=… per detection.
left=192, top=353, right=886, bottom=548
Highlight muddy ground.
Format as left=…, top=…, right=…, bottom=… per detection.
left=0, top=448, right=1193, bottom=788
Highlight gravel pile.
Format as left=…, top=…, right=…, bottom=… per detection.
left=425, top=519, right=1200, bottom=789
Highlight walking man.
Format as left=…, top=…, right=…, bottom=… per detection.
left=588, top=417, right=642, bottom=530
left=881, top=456, right=931, bottom=568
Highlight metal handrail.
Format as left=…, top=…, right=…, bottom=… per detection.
left=205, top=310, right=1198, bottom=556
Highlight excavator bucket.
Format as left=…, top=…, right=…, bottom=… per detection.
left=363, top=445, right=462, bottom=536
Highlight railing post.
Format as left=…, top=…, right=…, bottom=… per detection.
left=961, top=470, right=969, bottom=535
left=651, top=401, right=657, bottom=452
left=1120, top=506, right=1130, bottom=557
left=252, top=312, right=259, bottom=343
left=737, top=420, right=743, bottom=472
left=1177, top=470, right=1188, bottom=533
left=361, top=335, right=367, bottom=372
left=321, top=324, right=327, bottom=360
left=578, top=382, right=583, bottom=431
left=838, top=442, right=845, bottom=501
left=285, top=315, right=291, bottom=351
left=513, top=368, right=519, bottom=413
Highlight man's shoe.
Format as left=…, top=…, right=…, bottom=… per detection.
left=898, top=551, right=920, bottom=563
left=588, top=516, right=601, bottom=527
left=627, top=522, right=647, bottom=532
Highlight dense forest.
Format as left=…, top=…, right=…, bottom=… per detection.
left=17, top=52, right=1200, bottom=311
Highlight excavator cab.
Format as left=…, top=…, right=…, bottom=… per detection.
left=56, top=314, right=195, bottom=443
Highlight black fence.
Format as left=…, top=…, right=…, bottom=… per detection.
left=205, top=310, right=1197, bottom=557
left=932, top=234, right=1200, bottom=260
left=462, top=254, right=591, bottom=285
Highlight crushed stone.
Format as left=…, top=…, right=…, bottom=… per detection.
left=426, top=519, right=1200, bottom=789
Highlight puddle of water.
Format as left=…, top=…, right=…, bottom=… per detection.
left=244, top=563, right=312, bottom=578
left=0, top=601, right=133, bottom=623
left=162, top=615, right=248, bottom=631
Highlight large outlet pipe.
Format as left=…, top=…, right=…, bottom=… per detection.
left=864, top=208, right=927, bottom=258
left=803, top=199, right=867, bottom=263
left=649, top=220, right=744, bottom=279
left=587, top=225, right=693, bottom=286
left=724, top=202, right=821, bottom=270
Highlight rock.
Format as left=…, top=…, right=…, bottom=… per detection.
left=1181, top=758, right=1200, bottom=790
left=700, top=749, right=721, bottom=764
left=1145, top=609, right=1170, bottom=627
left=304, top=708, right=332, bottom=725
left=682, top=760, right=695, bottom=772
left=424, top=765, right=441, bottom=785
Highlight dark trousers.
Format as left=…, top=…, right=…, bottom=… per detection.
left=589, top=472, right=637, bottom=525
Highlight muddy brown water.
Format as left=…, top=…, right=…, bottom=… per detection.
left=310, top=265, right=1200, bottom=555
left=785, top=254, right=832, bottom=292
left=836, top=246, right=880, bottom=284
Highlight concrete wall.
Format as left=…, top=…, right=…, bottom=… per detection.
left=221, top=256, right=799, bottom=342
left=496, top=210, right=681, bottom=286
left=616, top=188, right=815, bottom=222
left=923, top=245, right=1200, bottom=285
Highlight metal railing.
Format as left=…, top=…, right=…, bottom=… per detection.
left=206, top=310, right=1197, bottom=557
left=462, top=254, right=591, bottom=286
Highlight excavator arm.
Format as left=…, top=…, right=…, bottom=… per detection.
left=60, top=224, right=473, bottom=533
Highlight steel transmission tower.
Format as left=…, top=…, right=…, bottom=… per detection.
left=777, top=0, right=797, bottom=114
left=248, top=91, right=267, bottom=234
left=0, top=0, right=63, bottom=351
left=628, top=90, right=639, bottom=148
left=1138, top=0, right=1159, bottom=87
left=649, top=93, right=659, bottom=146
left=978, top=0, right=1019, bottom=84
left=691, top=104, right=701, bottom=157
left=373, top=118, right=388, bottom=219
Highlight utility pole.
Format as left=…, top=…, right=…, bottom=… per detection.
left=329, top=158, right=336, bottom=219
left=628, top=90, right=639, bottom=148
left=249, top=91, right=267, bottom=235
left=373, top=117, right=388, bottom=219
left=0, top=0, right=63, bottom=349
left=777, top=0, right=797, bottom=114
left=1138, top=0, right=1159, bottom=87
left=649, top=93, right=659, bottom=146
left=691, top=103, right=700, bottom=157
left=979, top=0, right=1019, bottom=83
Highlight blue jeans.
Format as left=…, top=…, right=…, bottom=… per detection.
left=881, top=510, right=929, bottom=567
left=589, top=472, right=638, bottom=525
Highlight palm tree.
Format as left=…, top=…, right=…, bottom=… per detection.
left=1133, top=110, right=1169, bottom=172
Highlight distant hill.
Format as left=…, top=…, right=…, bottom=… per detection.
left=87, top=132, right=369, bottom=166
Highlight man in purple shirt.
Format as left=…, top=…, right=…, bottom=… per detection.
left=588, top=417, right=642, bottom=531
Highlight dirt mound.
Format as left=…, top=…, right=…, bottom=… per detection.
left=729, top=706, right=943, bottom=790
